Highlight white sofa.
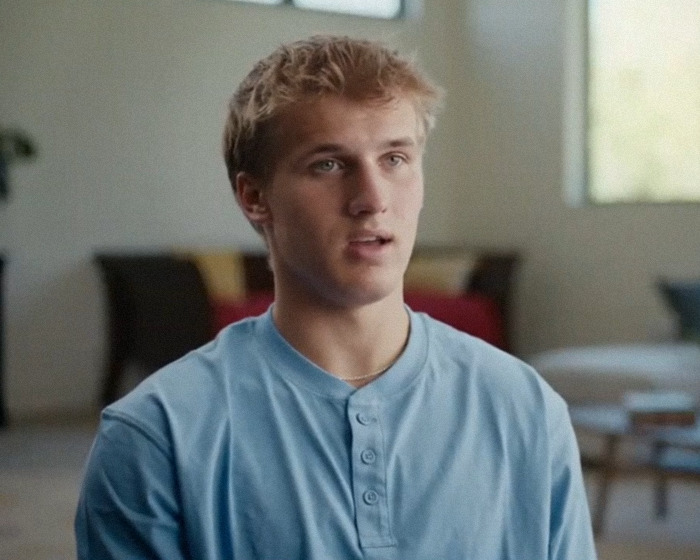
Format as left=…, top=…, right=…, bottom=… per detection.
left=529, top=342, right=700, bottom=405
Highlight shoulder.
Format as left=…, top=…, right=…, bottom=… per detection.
left=415, top=311, right=568, bottom=421
left=104, top=314, right=267, bottom=444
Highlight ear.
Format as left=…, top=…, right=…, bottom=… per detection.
left=235, top=172, right=271, bottom=228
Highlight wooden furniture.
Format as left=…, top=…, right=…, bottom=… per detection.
left=96, top=254, right=215, bottom=407
left=94, top=252, right=280, bottom=406
left=569, top=403, right=700, bottom=535
left=95, top=248, right=519, bottom=407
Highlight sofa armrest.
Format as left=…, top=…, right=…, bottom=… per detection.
left=95, top=253, right=214, bottom=405
left=408, top=247, right=520, bottom=351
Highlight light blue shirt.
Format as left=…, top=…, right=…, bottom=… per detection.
left=75, top=308, right=596, bottom=559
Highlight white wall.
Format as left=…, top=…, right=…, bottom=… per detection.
left=0, top=0, right=698, bottom=418
left=455, top=0, right=699, bottom=352
left=0, top=0, right=465, bottom=417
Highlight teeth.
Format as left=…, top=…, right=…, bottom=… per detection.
left=352, top=233, right=390, bottom=244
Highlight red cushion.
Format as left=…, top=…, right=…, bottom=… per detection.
left=404, top=291, right=506, bottom=349
left=212, top=291, right=275, bottom=333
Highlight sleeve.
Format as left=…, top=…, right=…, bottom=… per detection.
left=548, top=399, right=598, bottom=560
left=74, top=411, right=188, bottom=560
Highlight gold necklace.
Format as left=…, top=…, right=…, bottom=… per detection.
left=337, top=366, right=391, bottom=382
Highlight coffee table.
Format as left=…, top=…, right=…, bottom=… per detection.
left=569, top=403, right=700, bottom=535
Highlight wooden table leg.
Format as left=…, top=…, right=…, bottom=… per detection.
left=593, top=434, right=619, bottom=536
left=652, top=441, right=668, bottom=519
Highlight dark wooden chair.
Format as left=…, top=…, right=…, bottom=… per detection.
left=95, top=254, right=214, bottom=406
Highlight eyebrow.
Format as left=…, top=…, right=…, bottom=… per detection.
left=299, top=137, right=418, bottom=159
left=384, top=137, right=418, bottom=149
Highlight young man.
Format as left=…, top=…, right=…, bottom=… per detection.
left=76, top=36, right=596, bottom=559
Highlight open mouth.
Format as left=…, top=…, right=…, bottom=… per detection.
left=353, top=235, right=391, bottom=245
left=350, top=234, right=392, bottom=246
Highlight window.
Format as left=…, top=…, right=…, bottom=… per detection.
left=566, top=1, right=700, bottom=204
left=230, top=0, right=403, bottom=19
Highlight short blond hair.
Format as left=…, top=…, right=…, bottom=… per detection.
left=222, top=35, right=443, bottom=183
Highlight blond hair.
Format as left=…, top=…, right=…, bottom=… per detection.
left=222, top=35, right=443, bottom=183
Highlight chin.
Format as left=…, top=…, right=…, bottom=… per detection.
left=332, top=278, right=402, bottom=309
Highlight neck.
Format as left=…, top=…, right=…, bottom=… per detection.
left=272, top=290, right=410, bottom=387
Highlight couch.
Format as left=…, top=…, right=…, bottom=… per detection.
left=529, top=278, right=700, bottom=405
left=95, top=247, right=520, bottom=406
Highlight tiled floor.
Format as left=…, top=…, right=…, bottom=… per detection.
left=1, top=420, right=699, bottom=560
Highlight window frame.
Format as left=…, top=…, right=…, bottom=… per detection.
left=226, top=0, right=406, bottom=20
left=563, top=0, right=588, bottom=206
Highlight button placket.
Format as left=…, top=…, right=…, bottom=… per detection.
left=347, top=402, right=394, bottom=548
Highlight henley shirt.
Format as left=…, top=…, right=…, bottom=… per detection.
left=75, top=307, right=596, bottom=559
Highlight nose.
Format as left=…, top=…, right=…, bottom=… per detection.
left=347, top=164, right=388, bottom=217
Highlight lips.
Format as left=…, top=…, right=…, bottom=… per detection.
left=354, top=236, right=388, bottom=245
left=349, top=231, right=393, bottom=245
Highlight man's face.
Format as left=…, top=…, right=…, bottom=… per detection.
left=244, top=94, right=425, bottom=309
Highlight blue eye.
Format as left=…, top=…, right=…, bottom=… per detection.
left=313, top=160, right=339, bottom=172
left=386, top=154, right=406, bottom=167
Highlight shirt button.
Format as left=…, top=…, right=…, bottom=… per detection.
left=363, top=489, right=379, bottom=505
left=356, top=412, right=374, bottom=425
left=361, top=449, right=376, bottom=464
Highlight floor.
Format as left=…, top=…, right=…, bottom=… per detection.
left=1, top=419, right=699, bottom=560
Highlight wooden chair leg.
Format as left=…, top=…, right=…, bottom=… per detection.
left=592, top=435, right=619, bottom=536
left=652, top=442, right=669, bottom=519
